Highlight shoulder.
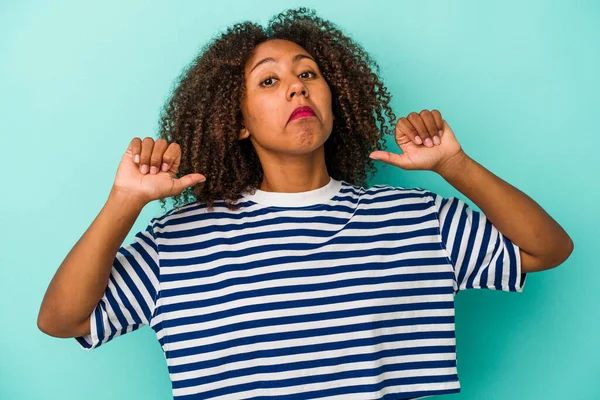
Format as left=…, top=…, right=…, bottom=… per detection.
left=361, top=182, right=434, bottom=201
left=339, top=180, right=436, bottom=212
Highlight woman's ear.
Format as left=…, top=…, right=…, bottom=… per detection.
left=238, top=126, right=250, bottom=140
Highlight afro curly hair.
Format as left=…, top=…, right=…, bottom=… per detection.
left=157, top=7, right=397, bottom=212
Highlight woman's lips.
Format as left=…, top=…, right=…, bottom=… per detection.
left=289, top=111, right=316, bottom=121
left=288, top=106, right=316, bottom=122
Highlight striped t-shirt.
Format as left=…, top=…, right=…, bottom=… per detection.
left=75, top=176, right=526, bottom=400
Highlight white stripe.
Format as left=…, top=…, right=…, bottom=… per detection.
left=165, top=307, right=455, bottom=359
left=170, top=325, right=457, bottom=381
left=163, top=292, right=453, bottom=349
left=161, top=252, right=450, bottom=302
left=162, top=275, right=452, bottom=322
left=173, top=366, right=459, bottom=399
left=158, top=201, right=435, bottom=254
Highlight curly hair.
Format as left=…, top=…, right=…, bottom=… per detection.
left=157, top=7, right=397, bottom=213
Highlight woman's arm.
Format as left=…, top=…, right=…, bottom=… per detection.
left=368, top=110, right=573, bottom=273
left=37, top=187, right=146, bottom=337
left=436, top=151, right=574, bottom=273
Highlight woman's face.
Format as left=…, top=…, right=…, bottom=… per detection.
left=239, top=39, right=334, bottom=156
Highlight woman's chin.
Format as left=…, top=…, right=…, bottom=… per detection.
left=291, top=129, right=332, bottom=152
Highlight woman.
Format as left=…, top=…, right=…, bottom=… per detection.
left=38, top=7, right=573, bottom=400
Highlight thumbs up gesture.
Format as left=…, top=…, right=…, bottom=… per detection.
left=369, top=109, right=465, bottom=175
left=111, top=137, right=206, bottom=206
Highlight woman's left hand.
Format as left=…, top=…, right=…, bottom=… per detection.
left=369, top=109, right=465, bottom=174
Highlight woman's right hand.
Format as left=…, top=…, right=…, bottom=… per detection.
left=111, top=137, right=206, bottom=206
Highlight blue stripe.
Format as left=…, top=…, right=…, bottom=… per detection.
left=507, top=238, right=518, bottom=291
left=112, top=256, right=150, bottom=324
left=162, top=281, right=453, bottom=329
left=159, top=217, right=437, bottom=253
left=161, top=242, right=448, bottom=288
left=170, top=316, right=455, bottom=361
left=210, top=377, right=461, bottom=400
left=439, top=197, right=459, bottom=273
left=160, top=270, right=453, bottom=315
left=465, top=212, right=486, bottom=288
left=162, top=241, right=443, bottom=280
left=162, top=263, right=451, bottom=300
left=453, top=202, right=468, bottom=285
left=158, top=214, right=436, bottom=252
left=176, top=357, right=457, bottom=390
left=480, top=228, right=500, bottom=289
left=179, top=361, right=459, bottom=399
left=170, top=319, right=455, bottom=373
left=153, top=188, right=428, bottom=231
left=168, top=301, right=455, bottom=356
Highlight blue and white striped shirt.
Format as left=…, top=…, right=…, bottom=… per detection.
left=75, top=177, right=526, bottom=399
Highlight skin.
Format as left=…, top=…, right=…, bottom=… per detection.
left=118, top=41, right=574, bottom=274
left=236, top=39, right=573, bottom=272
left=238, top=39, right=335, bottom=193
left=370, top=110, right=574, bottom=273
left=39, top=37, right=573, bottom=340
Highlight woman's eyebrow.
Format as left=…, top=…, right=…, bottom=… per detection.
left=249, top=54, right=315, bottom=74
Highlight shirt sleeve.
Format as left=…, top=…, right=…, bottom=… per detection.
left=75, top=220, right=160, bottom=350
left=425, top=190, right=527, bottom=293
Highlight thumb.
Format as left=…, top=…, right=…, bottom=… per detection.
left=369, top=151, right=415, bottom=170
left=170, top=174, right=206, bottom=195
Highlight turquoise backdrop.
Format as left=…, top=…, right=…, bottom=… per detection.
left=1, top=0, right=597, bottom=399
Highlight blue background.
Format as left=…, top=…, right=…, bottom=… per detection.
left=1, top=0, right=597, bottom=399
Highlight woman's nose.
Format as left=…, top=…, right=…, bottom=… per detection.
left=288, top=80, right=308, bottom=99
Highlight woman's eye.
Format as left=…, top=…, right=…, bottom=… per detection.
left=260, top=77, right=276, bottom=87
left=260, top=71, right=316, bottom=87
left=299, top=71, right=315, bottom=79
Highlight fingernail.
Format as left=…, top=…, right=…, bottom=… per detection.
left=438, top=130, right=443, bottom=136
left=433, top=135, right=440, bottom=145
left=150, top=166, right=158, bottom=174
left=161, top=163, right=169, bottom=171
left=134, top=154, right=140, bottom=163
left=415, top=136, right=423, bottom=145
left=425, top=138, right=433, bottom=147
left=141, top=164, right=148, bottom=174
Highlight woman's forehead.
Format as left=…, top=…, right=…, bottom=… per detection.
left=245, top=39, right=313, bottom=72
